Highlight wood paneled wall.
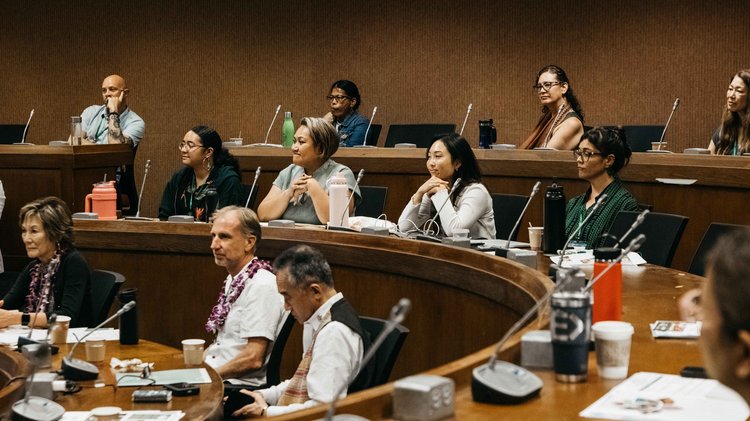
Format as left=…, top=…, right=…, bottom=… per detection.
left=0, top=0, right=746, bottom=217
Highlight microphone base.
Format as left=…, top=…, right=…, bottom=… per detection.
left=471, top=361, right=542, bottom=405
left=61, top=356, right=99, bottom=381
left=11, top=397, right=65, bottom=421
left=17, top=337, right=59, bottom=355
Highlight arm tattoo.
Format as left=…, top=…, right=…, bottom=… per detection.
left=108, top=114, right=129, bottom=144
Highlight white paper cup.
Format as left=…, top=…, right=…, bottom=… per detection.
left=49, top=315, right=71, bottom=344
left=528, top=227, right=544, bottom=250
left=592, top=321, right=634, bottom=379
left=85, top=339, right=106, bottom=362
left=91, top=406, right=121, bottom=420
left=182, top=338, right=206, bottom=366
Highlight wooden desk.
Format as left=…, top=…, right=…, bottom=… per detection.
left=72, top=220, right=705, bottom=419
left=0, top=144, right=133, bottom=269
left=230, top=147, right=750, bottom=270
left=51, top=340, right=222, bottom=420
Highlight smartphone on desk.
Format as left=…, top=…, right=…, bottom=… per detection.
left=224, top=390, right=255, bottom=415
left=163, top=382, right=200, bottom=396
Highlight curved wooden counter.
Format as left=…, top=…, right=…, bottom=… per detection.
left=53, top=340, right=223, bottom=420
left=0, top=347, right=30, bottom=416
left=74, top=219, right=553, bottom=386
left=72, top=220, right=706, bottom=419
left=231, top=147, right=750, bottom=270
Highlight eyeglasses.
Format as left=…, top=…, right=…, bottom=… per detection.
left=532, top=81, right=562, bottom=93
left=326, top=95, right=352, bottom=103
left=178, top=141, right=204, bottom=151
left=573, top=149, right=604, bottom=162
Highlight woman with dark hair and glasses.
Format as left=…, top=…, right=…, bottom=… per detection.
left=565, top=127, right=639, bottom=249
left=0, top=197, right=91, bottom=328
left=708, top=69, right=750, bottom=155
left=398, top=133, right=496, bottom=239
left=159, top=125, right=242, bottom=221
left=520, top=65, right=584, bottom=150
left=323, top=80, right=370, bottom=147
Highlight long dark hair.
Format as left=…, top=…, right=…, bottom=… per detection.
left=427, top=133, right=482, bottom=201
left=716, top=69, right=750, bottom=155
left=536, top=65, right=584, bottom=122
left=191, top=125, right=240, bottom=174
left=330, top=80, right=362, bottom=111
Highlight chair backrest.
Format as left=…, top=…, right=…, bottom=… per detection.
left=491, top=193, right=529, bottom=241
left=264, top=311, right=296, bottom=387
left=364, top=124, right=382, bottom=146
left=349, top=316, right=409, bottom=392
left=241, top=183, right=260, bottom=210
left=622, top=125, right=664, bottom=152
left=384, top=124, right=456, bottom=148
left=0, top=271, right=19, bottom=298
left=689, top=223, right=750, bottom=276
left=0, top=124, right=26, bottom=144
left=356, top=186, right=388, bottom=218
left=89, top=270, right=125, bottom=326
left=607, top=211, right=689, bottom=267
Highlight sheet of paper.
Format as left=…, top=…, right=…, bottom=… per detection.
left=62, top=411, right=185, bottom=420
left=650, top=321, right=701, bottom=338
left=580, top=372, right=750, bottom=420
left=0, top=327, right=119, bottom=346
left=550, top=251, right=646, bottom=267
left=116, top=368, right=211, bottom=387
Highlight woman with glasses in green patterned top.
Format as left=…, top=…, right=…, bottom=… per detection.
left=564, top=127, right=639, bottom=249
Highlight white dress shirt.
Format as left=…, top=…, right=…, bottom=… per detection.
left=260, top=292, right=364, bottom=416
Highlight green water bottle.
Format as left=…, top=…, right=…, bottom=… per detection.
left=282, top=111, right=294, bottom=148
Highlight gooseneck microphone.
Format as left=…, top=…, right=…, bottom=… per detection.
left=21, top=109, right=34, bottom=143
left=557, top=193, right=608, bottom=258
left=656, top=98, right=680, bottom=151
left=504, top=181, right=542, bottom=249
left=422, top=178, right=462, bottom=237
left=360, top=106, right=378, bottom=147
left=61, top=301, right=136, bottom=381
left=459, top=103, right=473, bottom=136
left=244, top=166, right=262, bottom=208
left=264, top=105, right=282, bottom=145
left=124, top=160, right=152, bottom=221
left=613, top=209, right=649, bottom=248
left=338, top=169, right=365, bottom=226
left=324, top=298, right=412, bottom=421
left=473, top=234, right=645, bottom=405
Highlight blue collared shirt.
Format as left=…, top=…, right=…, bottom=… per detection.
left=335, top=111, right=370, bottom=147
left=81, top=104, right=145, bottom=147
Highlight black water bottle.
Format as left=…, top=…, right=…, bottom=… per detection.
left=543, top=179, right=566, bottom=253
left=118, top=288, right=139, bottom=345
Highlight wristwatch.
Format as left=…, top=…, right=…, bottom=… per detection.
left=21, top=312, right=30, bottom=326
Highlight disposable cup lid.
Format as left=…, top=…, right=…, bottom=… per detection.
left=182, top=339, right=206, bottom=346
left=592, top=321, right=634, bottom=339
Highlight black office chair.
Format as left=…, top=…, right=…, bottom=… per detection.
left=607, top=211, right=689, bottom=267
left=356, top=186, right=388, bottom=218
left=89, top=270, right=125, bottom=326
left=0, top=124, right=26, bottom=144
left=0, top=271, right=19, bottom=298
left=491, top=193, right=529, bottom=241
left=384, top=124, right=456, bottom=148
left=363, top=124, right=382, bottom=146
left=688, top=223, right=750, bottom=276
left=241, top=183, right=260, bottom=210
left=349, top=316, right=409, bottom=393
left=264, top=312, right=296, bottom=387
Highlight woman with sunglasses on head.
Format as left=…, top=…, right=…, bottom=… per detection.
left=258, top=117, right=360, bottom=225
left=398, top=133, right=496, bottom=239
left=323, top=80, right=370, bottom=147
left=520, top=65, right=584, bottom=150
left=565, top=127, right=639, bottom=249
left=159, top=126, right=242, bottom=221
left=708, top=70, right=750, bottom=155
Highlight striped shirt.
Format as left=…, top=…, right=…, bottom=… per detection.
left=565, top=178, right=639, bottom=249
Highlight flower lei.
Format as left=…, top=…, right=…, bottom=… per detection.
left=205, top=258, right=273, bottom=334
left=24, top=247, right=64, bottom=313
